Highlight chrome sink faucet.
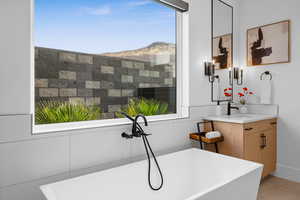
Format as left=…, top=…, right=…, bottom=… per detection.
left=227, top=102, right=239, bottom=116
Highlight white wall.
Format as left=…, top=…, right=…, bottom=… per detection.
left=238, top=0, right=300, bottom=182
left=190, top=0, right=240, bottom=105
left=0, top=0, right=32, bottom=115
left=0, top=0, right=228, bottom=199
left=189, top=0, right=212, bottom=106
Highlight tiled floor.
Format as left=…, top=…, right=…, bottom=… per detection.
left=258, top=176, right=300, bottom=200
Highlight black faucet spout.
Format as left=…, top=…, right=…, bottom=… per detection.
left=134, top=114, right=148, bottom=126
left=227, top=102, right=239, bottom=115
left=119, top=113, right=149, bottom=138
left=132, top=114, right=148, bottom=137
left=119, top=112, right=135, bottom=122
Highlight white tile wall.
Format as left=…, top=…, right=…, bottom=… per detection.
left=0, top=173, right=69, bottom=200
left=70, top=126, right=131, bottom=171
left=69, top=118, right=198, bottom=171
left=0, top=115, right=32, bottom=143
left=142, top=119, right=195, bottom=151
left=0, top=136, right=69, bottom=187
left=247, top=104, right=279, bottom=116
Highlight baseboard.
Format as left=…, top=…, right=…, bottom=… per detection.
left=273, top=163, right=300, bottom=183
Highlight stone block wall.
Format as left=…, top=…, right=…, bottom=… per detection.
left=35, top=47, right=175, bottom=119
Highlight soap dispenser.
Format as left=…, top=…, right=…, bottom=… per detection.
left=216, top=101, right=223, bottom=116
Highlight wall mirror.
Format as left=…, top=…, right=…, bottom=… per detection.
left=212, top=0, right=233, bottom=70
left=211, top=0, right=234, bottom=102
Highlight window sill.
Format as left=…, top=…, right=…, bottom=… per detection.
left=32, top=113, right=189, bottom=135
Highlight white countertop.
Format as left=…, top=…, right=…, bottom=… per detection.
left=203, top=114, right=277, bottom=124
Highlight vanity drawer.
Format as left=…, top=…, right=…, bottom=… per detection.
left=244, top=119, right=277, bottom=133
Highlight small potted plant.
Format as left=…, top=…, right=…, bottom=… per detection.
left=237, top=87, right=254, bottom=114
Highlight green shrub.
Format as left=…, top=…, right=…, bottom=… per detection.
left=116, top=98, right=169, bottom=118
left=35, top=100, right=101, bottom=124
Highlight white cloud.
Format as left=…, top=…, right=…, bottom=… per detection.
left=128, top=0, right=152, bottom=7
left=84, top=6, right=112, bottom=16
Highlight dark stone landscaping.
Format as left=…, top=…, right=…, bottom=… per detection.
left=35, top=47, right=176, bottom=118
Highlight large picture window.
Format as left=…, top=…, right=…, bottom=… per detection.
left=34, top=0, right=185, bottom=129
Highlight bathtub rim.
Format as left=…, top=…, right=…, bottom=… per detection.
left=40, top=148, right=263, bottom=200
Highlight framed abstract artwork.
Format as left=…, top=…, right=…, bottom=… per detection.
left=247, top=20, right=290, bottom=66
left=213, top=34, right=233, bottom=69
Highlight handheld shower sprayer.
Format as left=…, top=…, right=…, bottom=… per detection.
left=118, top=112, right=164, bottom=191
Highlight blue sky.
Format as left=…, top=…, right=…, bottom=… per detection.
left=35, top=0, right=176, bottom=54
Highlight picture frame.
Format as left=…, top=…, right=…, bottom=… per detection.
left=247, top=20, right=291, bottom=66
left=212, top=34, right=233, bottom=69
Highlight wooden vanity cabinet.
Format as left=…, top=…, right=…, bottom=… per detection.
left=204, top=118, right=277, bottom=178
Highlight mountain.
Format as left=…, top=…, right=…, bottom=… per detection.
left=101, top=42, right=175, bottom=64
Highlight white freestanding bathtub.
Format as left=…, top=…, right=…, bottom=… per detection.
left=41, top=148, right=263, bottom=200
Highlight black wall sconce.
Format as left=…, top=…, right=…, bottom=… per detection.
left=204, top=61, right=219, bottom=83
left=233, top=67, right=243, bottom=85
left=204, top=61, right=234, bottom=103
left=204, top=63, right=244, bottom=103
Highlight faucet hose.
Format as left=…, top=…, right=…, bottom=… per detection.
left=141, top=134, right=164, bottom=191
left=136, top=122, right=163, bottom=191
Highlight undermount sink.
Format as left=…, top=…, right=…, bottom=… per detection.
left=204, top=114, right=277, bottom=124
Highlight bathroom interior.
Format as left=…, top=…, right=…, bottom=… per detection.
left=0, top=0, right=300, bottom=199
